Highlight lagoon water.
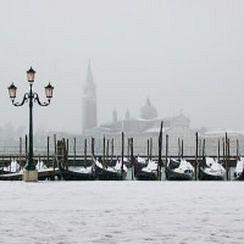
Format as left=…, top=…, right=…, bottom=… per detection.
left=0, top=181, right=244, bottom=244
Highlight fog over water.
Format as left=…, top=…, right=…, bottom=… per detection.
left=0, top=0, right=244, bottom=133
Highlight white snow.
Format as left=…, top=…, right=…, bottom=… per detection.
left=174, top=159, right=194, bottom=174
left=142, top=159, right=158, bottom=172
left=3, top=160, right=21, bottom=173
left=95, top=159, right=127, bottom=173
left=114, top=159, right=128, bottom=173
left=235, top=157, right=244, bottom=174
left=204, top=157, right=226, bottom=177
left=0, top=182, right=244, bottom=243
left=136, top=156, right=146, bottom=164
left=69, top=166, right=93, bottom=174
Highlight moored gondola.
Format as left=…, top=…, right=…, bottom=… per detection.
left=198, top=157, right=225, bottom=180
left=135, top=158, right=158, bottom=180
left=165, top=158, right=194, bottom=180
left=94, top=157, right=127, bottom=180
left=59, top=165, right=95, bottom=180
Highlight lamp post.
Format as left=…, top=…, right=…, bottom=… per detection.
left=8, top=67, right=54, bottom=182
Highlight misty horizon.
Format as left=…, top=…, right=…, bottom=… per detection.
left=1, top=0, right=244, bottom=134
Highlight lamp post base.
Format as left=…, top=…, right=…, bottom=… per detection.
left=23, top=169, right=38, bottom=182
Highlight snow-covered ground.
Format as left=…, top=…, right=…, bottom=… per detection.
left=0, top=181, right=244, bottom=244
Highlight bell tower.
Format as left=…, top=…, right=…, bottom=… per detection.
left=81, top=61, right=97, bottom=134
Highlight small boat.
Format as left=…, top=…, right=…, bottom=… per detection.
left=234, top=157, right=244, bottom=181
left=198, top=157, right=226, bottom=180
left=1, top=160, right=21, bottom=174
left=165, top=158, right=194, bottom=180
left=60, top=165, right=95, bottom=180
left=35, top=161, right=61, bottom=180
left=94, top=158, right=127, bottom=180
left=0, top=161, right=22, bottom=180
left=135, top=159, right=158, bottom=180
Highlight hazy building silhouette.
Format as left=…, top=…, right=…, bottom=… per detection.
left=81, top=61, right=97, bottom=134
left=112, top=108, right=118, bottom=123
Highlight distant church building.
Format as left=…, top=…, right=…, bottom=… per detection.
left=81, top=65, right=195, bottom=155
left=81, top=62, right=97, bottom=134
left=140, top=98, right=157, bottom=120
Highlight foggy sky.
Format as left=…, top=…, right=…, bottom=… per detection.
left=0, top=0, right=244, bottom=133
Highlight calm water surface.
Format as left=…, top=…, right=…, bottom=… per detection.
left=0, top=181, right=243, bottom=244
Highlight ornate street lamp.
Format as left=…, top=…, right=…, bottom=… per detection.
left=8, top=67, right=54, bottom=182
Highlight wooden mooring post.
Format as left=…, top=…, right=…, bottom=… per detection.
left=66, top=138, right=69, bottom=169
left=130, top=138, right=134, bottom=180
left=54, top=134, right=57, bottom=157
left=47, top=136, right=50, bottom=166
left=111, top=138, right=114, bottom=162
left=181, top=139, right=184, bottom=158
left=149, top=137, right=153, bottom=160
left=236, top=139, right=239, bottom=159
left=73, top=137, right=76, bottom=164
left=178, top=138, right=181, bottom=158
left=202, top=138, right=206, bottom=159
left=19, top=137, right=22, bottom=168
left=91, top=137, right=95, bottom=157
left=121, top=132, right=124, bottom=178
left=106, top=139, right=110, bottom=163
left=225, top=132, right=229, bottom=180
left=217, top=139, right=220, bottom=161
left=227, top=138, right=230, bottom=180
left=165, top=134, right=169, bottom=168
left=147, top=139, right=150, bottom=160
left=195, top=132, right=198, bottom=180
left=84, top=138, right=87, bottom=163
left=157, top=121, right=163, bottom=180
left=103, top=136, right=106, bottom=166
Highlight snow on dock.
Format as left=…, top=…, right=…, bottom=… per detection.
left=0, top=181, right=244, bottom=243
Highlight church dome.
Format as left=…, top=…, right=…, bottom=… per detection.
left=140, top=98, right=158, bottom=120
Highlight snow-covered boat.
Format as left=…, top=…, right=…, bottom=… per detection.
left=165, top=158, right=194, bottom=180
left=136, top=159, right=158, bottom=180
left=0, top=161, right=23, bottom=180
left=0, top=160, right=61, bottom=181
left=94, top=158, right=127, bottom=180
left=60, top=165, right=95, bottom=180
left=198, top=157, right=226, bottom=180
left=234, top=157, right=244, bottom=181
left=1, top=160, right=21, bottom=174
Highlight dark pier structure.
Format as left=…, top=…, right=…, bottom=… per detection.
left=0, top=127, right=242, bottom=181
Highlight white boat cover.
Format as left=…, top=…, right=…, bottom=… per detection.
left=142, top=160, right=157, bottom=173
left=204, top=157, right=226, bottom=177
left=3, top=161, right=21, bottom=173
left=36, top=161, right=47, bottom=170
left=234, top=157, right=244, bottom=176
left=137, top=156, right=146, bottom=164
left=95, top=159, right=127, bottom=173
left=174, top=159, right=194, bottom=174
left=69, top=166, right=93, bottom=174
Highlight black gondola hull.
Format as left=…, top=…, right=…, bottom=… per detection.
left=135, top=170, right=157, bottom=180
left=94, top=164, right=126, bottom=180
left=198, top=167, right=224, bottom=181
left=234, top=171, right=244, bottom=181
left=165, top=167, right=193, bottom=181
left=60, top=168, right=95, bottom=180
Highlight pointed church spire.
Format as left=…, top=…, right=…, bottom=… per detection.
left=82, top=60, right=98, bottom=134
left=86, top=59, right=94, bottom=84
left=83, top=60, right=96, bottom=97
